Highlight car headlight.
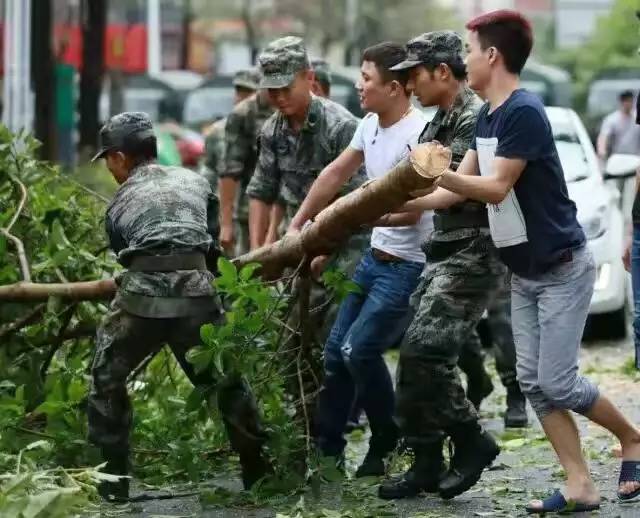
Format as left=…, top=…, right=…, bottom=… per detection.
left=582, top=206, right=608, bottom=240
left=594, top=262, right=611, bottom=291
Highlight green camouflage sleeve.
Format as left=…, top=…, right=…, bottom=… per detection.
left=246, top=121, right=280, bottom=203
left=222, top=109, right=249, bottom=180
left=449, top=109, right=478, bottom=171
left=204, top=131, right=224, bottom=176
left=335, top=118, right=367, bottom=194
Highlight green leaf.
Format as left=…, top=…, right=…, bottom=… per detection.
left=217, top=257, right=237, bottom=284
left=239, top=262, right=261, bottom=281
left=50, top=219, right=72, bottom=249
left=199, top=323, right=216, bottom=345
left=34, top=401, right=65, bottom=416
left=0, top=235, right=6, bottom=258
left=24, top=440, right=52, bottom=451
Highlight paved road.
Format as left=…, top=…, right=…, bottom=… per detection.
left=107, top=336, right=639, bottom=517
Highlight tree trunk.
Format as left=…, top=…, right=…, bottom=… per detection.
left=78, top=0, right=107, bottom=159
left=31, top=0, right=55, bottom=160
left=0, top=143, right=448, bottom=299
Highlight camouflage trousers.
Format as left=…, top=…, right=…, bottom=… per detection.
left=88, top=299, right=266, bottom=458
left=458, top=271, right=518, bottom=389
left=395, top=232, right=501, bottom=447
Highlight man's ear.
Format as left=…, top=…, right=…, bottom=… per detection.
left=487, top=46, right=498, bottom=65
left=304, top=69, right=315, bottom=82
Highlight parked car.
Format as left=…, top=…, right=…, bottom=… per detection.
left=182, top=76, right=236, bottom=128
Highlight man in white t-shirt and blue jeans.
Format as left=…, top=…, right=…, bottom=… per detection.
left=288, top=42, right=429, bottom=476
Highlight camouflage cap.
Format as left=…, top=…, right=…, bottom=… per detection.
left=91, top=112, right=155, bottom=162
left=390, top=30, right=464, bottom=71
left=233, top=67, right=261, bottom=91
left=311, top=57, right=332, bottom=86
left=258, top=36, right=310, bottom=88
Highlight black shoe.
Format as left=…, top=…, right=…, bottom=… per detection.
left=355, top=449, right=386, bottom=478
left=438, top=430, right=500, bottom=500
left=504, top=386, right=528, bottom=428
left=239, top=451, right=272, bottom=490
left=467, top=371, right=494, bottom=411
left=98, top=446, right=130, bottom=502
left=378, top=442, right=444, bottom=499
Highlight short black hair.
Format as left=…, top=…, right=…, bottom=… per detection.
left=620, top=90, right=634, bottom=102
left=466, top=10, right=533, bottom=75
left=421, top=59, right=467, bottom=81
left=361, top=42, right=410, bottom=87
left=123, top=136, right=158, bottom=166
left=316, top=78, right=331, bottom=96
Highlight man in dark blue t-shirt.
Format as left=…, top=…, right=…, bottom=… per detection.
left=411, top=9, right=640, bottom=514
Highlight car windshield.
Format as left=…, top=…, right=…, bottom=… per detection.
left=549, top=116, right=591, bottom=183
left=183, top=87, right=235, bottom=125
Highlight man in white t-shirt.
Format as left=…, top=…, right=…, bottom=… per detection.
left=288, top=42, right=429, bottom=477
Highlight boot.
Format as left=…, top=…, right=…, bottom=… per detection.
left=239, top=449, right=272, bottom=490
left=467, top=369, right=494, bottom=411
left=378, top=440, right=445, bottom=499
left=98, top=446, right=130, bottom=502
left=355, top=427, right=398, bottom=478
left=438, top=427, right=500, bottom=500
left=504, top=385, right=528, bottom=428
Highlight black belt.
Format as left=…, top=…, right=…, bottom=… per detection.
left=128, top=253, right=207, bottom=272
left=433, top=211, right=489, bottom=232
left=371, top=248, right=405, bottom=263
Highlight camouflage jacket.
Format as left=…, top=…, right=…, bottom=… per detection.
left=106, top=163, right=219, bottom=317
left=419, top=85, right=489, bottom=242
left=199, top=118, right=226, bottom=194
left=222, top=94, right=274, bottom=221
left=247, top=94, right=366, bottom=216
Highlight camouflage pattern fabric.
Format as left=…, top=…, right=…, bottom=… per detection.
left=391, top=31, right=466, bottom=72
left=395, top=83, right=503, bottom=447
left=222, top=93, right=274, bottom=226
left=233, top=68, right=261, bottom=91
left=459, top=270, right=518, bottom=389
left=258, top=36, right=310, bottom=88
left=200, top=118, right=226, bottom=194
left=105, top=162, right=219, bottom=316
left=311, top=57, right=332, bottom=91
left=88, top=299, right=266, bottom=457
left=92, top=111, right=155, bottom=162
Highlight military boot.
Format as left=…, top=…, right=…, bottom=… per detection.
left=355, top=427, right=398, bottom=478
left=439, top=426, right=500, bottom=500
left=238, top=448, right=272, bottom=490
left=98, top=446, right=130, bottom=502
left=504, top=384, right=528, bottom=428
left=378, top=440, right=445, bottom=499
left=466, top=368, right=494, bottom=411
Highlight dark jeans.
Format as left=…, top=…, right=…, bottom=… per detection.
left=315, top=250, right=423, bottom=456
left=632, top=224, right=640, bottom=368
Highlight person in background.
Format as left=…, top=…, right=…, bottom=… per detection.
left=55, top=40, right=76, bottom=169
left=219, top=69, right=274, bottom=256
left=311, top=57, right=332, bottom=98
left=597, top=90, right=640, bottom=161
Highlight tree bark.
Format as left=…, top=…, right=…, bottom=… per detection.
left=0, top=280, right=116, bottom=302
left=78, top=0, right=107, bottom=159
left=233, top=143, right=449, bottom=278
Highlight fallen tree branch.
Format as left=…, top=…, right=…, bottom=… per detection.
left=0, top=303, right=47, bottom=341
left=0, top=279, right=117, bottom=302
left=2, top=173, right=31, bottom=282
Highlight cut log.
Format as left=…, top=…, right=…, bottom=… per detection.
left=0, top=279, right=117, bottom=302
left=233, top=142, right=450, bottom=278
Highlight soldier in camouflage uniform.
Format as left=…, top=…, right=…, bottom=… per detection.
left=377, top=32, right=503, bottom=501
left=88, top=113, right=269, bottom=502
left=219, top=71, right=274, bottom=257
left=199, top=69, right=260, bottom=197
left=459, top=274, right=528, bottom=428
left=310, top=57, right=332, bottom=98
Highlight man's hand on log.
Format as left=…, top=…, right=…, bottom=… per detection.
left=310, top=255, right=330, bottom=280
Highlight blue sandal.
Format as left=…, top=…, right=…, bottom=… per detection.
left=618, top=460, right=640, bottom=502
left=525, top=490, right=600, bottom=514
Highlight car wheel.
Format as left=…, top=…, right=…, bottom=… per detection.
left=588, top=306, right=628, bottom=341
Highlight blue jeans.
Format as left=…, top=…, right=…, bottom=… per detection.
left=632, top=225, right=640, bottom=368
left=315, top=250, right=423, bottom=456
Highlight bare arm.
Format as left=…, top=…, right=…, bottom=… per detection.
left=266, top=203, right=285, bottom=244
left=218, top=177, right=238, bottom=252
left=371, top=211, right=423, bottom=227
left=249, top=199, right=272, bottom=250
left=288, top=147, right=364, bottom=232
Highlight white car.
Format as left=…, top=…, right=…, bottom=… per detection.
left=546, top=107, right=628, bottom=337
